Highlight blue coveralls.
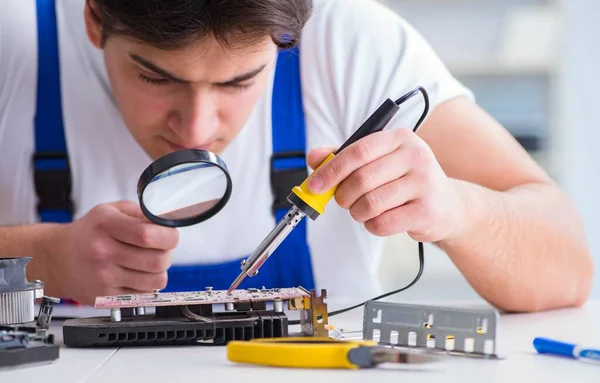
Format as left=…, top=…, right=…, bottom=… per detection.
left=33, top=0, right=316, bottom=293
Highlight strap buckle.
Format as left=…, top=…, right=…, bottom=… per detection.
left=270, top=151, right=307, bottom=216
left=32, top=152, right=75, bottom=217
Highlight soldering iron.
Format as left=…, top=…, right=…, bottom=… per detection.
left=228, top=86, right=430, bottom=295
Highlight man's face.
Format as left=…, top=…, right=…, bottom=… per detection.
left=94, top=29, right=277, bottom=159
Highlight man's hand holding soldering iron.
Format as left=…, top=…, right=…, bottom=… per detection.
left=307, top=128, right=460, bottom=242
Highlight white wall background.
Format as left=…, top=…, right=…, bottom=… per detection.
left=556, top=0, right=600, bottom=297
left=376, top=0, right=600, bottom=301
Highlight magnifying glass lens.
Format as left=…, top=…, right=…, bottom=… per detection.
left=138, top=150, right=232, bottom=227
left=143, top=163, right=228, bottom=220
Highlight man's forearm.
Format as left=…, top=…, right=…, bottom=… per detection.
left=438, top=180, right=594, bottom=312
left=0, top=224, right=63, bottom=287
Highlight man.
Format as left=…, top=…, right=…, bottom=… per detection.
left=0, top=0, right=593, bottom=312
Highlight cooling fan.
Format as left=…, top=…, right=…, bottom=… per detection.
left=0, top=257, right=60, bottom=369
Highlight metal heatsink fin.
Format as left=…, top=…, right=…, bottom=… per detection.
left=0, top=290, right=35, bottom=325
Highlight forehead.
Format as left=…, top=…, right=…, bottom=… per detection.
left=116, top=35, right=278, bottom=81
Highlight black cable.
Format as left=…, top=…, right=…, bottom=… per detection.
left=289, top=86, right=430, bottom=325
left=394, top=86, right=430, bottom=125
left=327, top=243, right=423, bottom=318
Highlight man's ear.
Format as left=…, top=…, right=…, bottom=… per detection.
left=84, top=0, right=103, bottom=49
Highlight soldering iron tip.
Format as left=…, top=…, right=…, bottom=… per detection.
left=227, top=272, right=246, bottom=295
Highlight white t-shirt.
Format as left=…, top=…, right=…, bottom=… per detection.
left=0, top=0, right=472, bottom=310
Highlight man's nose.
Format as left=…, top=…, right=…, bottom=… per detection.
left=168, top=91, right=218, bottom=145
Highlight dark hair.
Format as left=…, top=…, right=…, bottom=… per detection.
left=89, top=0, right=313, bottom=50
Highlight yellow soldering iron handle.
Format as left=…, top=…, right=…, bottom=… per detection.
left=290, top=153, right=337, bottom=216
left=226, top=337, right=377, bottom=369
left=288, top=98, right=401, bottom=219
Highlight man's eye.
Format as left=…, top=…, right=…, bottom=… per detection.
left=220, top=82, right=254, bottom=91
left=139, top=73, right=170, bottom=86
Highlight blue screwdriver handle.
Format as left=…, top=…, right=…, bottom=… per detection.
left=534, top=337, right=578, bottom=358
left=534, top=337, right=600, bottom=361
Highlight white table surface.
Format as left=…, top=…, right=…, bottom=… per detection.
left=2, top=300, right=599, bottom=383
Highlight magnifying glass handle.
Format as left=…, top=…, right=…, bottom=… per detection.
left=227, top=99, right=400, bottom=294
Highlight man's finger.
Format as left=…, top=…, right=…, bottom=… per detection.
left=307, top=129, right=412, bottom=193
left=364, top=200, right=429, bottom=237
left=307, top=146, right=337, bottom=170
left=116, top=266, right=168, bottom=292
left=105, top=210, right=179, bottom=250
left=114, top=244, right=173, bottom=273
left=349, top=175, right=420, bottom=223
left=335, top=149, right=412, bottom=209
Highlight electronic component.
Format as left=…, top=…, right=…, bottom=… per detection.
left=0, top=258, right=60, bottom=369
left=288, top=289, right=329, bottom=337
left=0, top=258, right=44, bottom=325
left=63, top=287, right=328, bottom=348
left=94, top=286, right=309, bottom=309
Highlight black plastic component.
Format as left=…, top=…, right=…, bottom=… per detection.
left=335, top=99, right=399, bottom=154
left=0, top=326, right=59, bottom=368
left=234, top=302, right=252, bottom=312
left=62, top=310, right=288, bottom=347
left=270, top=150, right=308, bottom=215
left=155, top=306, right=181, bottom=318
left=287, top=192, right=319, bottom=220
left=32, top=152, right=74, bottom=217
left=120, top=307, right=135, bottom=318
left=250, top=300, right=267, bottom=310
left=156, top=304, right=213, bottom=318
left=347, top=346, right=376, bottom=369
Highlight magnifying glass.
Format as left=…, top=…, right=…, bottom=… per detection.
left=137, top=149, right=232, bottom=227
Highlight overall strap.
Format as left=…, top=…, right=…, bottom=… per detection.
left=164, top=46, right=316, bottom=292
left=270, top=47, right=309, bottom=215
left=34, top=0, right=74, bottom=223
left=268, top=46, right=316, bottom=289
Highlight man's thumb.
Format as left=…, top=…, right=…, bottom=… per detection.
left=307, top=146, right=337, bottom=170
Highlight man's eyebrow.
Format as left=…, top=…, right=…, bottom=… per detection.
left=130, top=54, right=187, bottom=83
left=130, top=54, right=266, bottom=85
left=216, top=65, right=267, bottom=86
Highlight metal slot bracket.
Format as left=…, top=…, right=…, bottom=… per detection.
left=288, top=289, right=328, bottom=337
left=363, top=301, right=503, bottom=359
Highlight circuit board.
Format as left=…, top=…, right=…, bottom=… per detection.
left=94, top=287, right=310, bottom=309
